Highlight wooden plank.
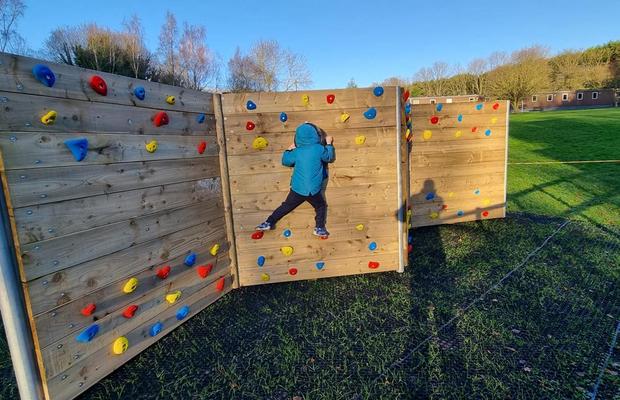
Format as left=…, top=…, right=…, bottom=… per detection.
left=221, top=87, right=397, bottom=113
left=410, top=137, right=506, bottom=154
left=0, top=132, right=218, bottom=170
left=410, top=100, right=509, bottom=115
left=0, top=91, right=215, bottom=136
left=411, top=162, right=505, bottom=180
left=411, top=205, right=505, bottom=227
left=411, top=149, right=506, bottom=167
left=13, top=179, right=222, bottom=244
left=27, top=220, right=227, bottom=317
left=5, top=156, right=220, bottom=208
left=410, top=186, right=506, bottom=204
left=409, top=127, right=507, bottom=143
left=45, top=274, right=233, bottom=400
left=0, top=53, right=214, bottom=114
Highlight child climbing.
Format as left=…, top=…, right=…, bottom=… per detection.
left=256, top=123, right=335, bottom=237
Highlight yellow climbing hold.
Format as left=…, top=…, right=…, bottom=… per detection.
left=455, top=130, right=462, bottom=138
left=429, top=211, right=439, bottom=219
left=482, top=198, right=491, bottom=206
left=261, top=273, right=270, bottom=282
left=40, top=110, right=57, bottom=125
left=302, top=94, right=310, bottom=105
left=491, top=117, right=498, bottom=124
left=112, top=336, right=129, bottom=355
left=123, top=277, right=138, bottom=294
left=405, top=128, right=412, bottom=141
left=355, top=224, right=365, bottom=231
left=448, top=192, right=455, bottom=198
left=210, top=244, right=220, bottom=256
left=407, top=210, right=412, bottom=228
left=355, top=135, right=366, bottom=145
left=165, top=290, right=181, bottom=304
left=340, top=112, right=350, bottom=123
left=252, top=136, right=268, bottom=150
left=145, top=139, right=158, bottom=153
left=422, top=130, right=432, bottom=140
left=280, top=246, right=294, bottom=257
left=166, top=95, right=176, bottom=105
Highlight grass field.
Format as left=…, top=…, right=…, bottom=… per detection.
left=1, top=108, right=619, bottom=400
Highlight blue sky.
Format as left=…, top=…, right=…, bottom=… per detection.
left=17, top=0, right=619, bottom=89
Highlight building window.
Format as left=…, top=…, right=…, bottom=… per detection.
left=577, top=92, right=584, bottom=101
left=562, top=93, right=569, bottom=101
left=532, top=95, right=538, bottom=102
left=592, top=92, right=599, bottom=100
left=547, top=94, right=554, bottom=102
left=469, top=97, right=475, bottom=101
left=430, top=99, right=436, bottom=104
left=446, top=98, right=453, bottom=103
left=412, top=99, right=420, bottom=105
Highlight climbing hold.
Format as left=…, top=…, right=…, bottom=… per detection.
left=197, top=141, right=207, bottom=154
left=402, top=90, right=410, bottom=102
left=485, top=129, right=492, bottom=137
left=123, top=277, right=138, bottom=294
left=408, top=233, right=413, bottom=244
left=491, top=117, right=498, bottom=124
left=81, top=303, right=96, bottom=317
left=196, top=113, right=206, bottom=123
left=457, top=210, right=465, bottom=217
left=252, top=136, right=268, bottom=150
left=430, top=116, right=439, bottom=124
left=145, top=139, right=158, bottom=153
left=316, top=262, right=325, bottom=270
left=246, top=100, right=256, bottom=110
left=423, top=130, right=432, bottom=140
left=40, top=110, right=57, bottom=125
left=76, top=324, right=99, bottom=343
left=430, top=211, right=439, bottom=219
left=482, top=198, right=491, bottom=206
left=153, top=111, right=169, bottom=127
left=288, top=267, right=298, bottom=276
left=149, top=322, right=163, bottom=337
left=340, top=112, right=350, bottom=123
left=482, top=211, right=489, bottom=217
left=457, top=114, right=463, bottom=122
left=373, top=86, right=384, bottom=97
left=436, top=103, right=443, bottom=112
left=64, top=138, right=89, bottom=161
left=261, top=273, right=270, bottom=281
left=32, top=64, right=55, bottom=87
left=257, top=256, right=266, bottom=267
left=368, top=242, right=377, bottom=251
left=448, top=192, right=454, bottom=198
left=246, top=121, right=256, bottom=131
left=407, top=120, right=412, bottom=129
left=210, top=244, right=220, bottom=256
left=475, top=103, right=483, bottom=111
left=165, top=290, right=181, bottom=304
left=301, top=94, right=310, bottom=105
left=279, top=112, right=288, bottom=123
left=405, top=103, right=411, bottom=114
left=156, top=265, right=171, bottom=280
left=425, top=192, right=435, bottom=201
left=280, top=246, right=294, bottom=257
left=474, top=188, right=481, bottom=195
left=408, top=244, right=413, bottom=253
left=471, top=126, right=478, bottom=133
left=176, top=305, right=190, bottom=320
left=283, top=229, right=292, bottom=238
left=197, top=264, right=213, bottom=278
left=216, top=276, right=226, bottom=291
left=133, top=86, right=145, bottom=100
left=326, top=94, right=335, bottom=104
left=355, top=135, right=366, bottom=145
left=368, top=261, right=380, bottom=269
left=455, top=130, right=462, bottom=138
left=165, top=95, right=176, bottom=105
left=122, top=305, right=138, bottom=319
left=405, top=129, right=412, bottom=141
left=355, top=224, right=365, bottom=231
left=89, top=75, right=107, bottom=96
left=493, top=102, right=500, bottom=110
left=112, top=336, right=129, bottom=355
left=364, top=107, right=377, bottom=120
left=442, top=204, right=448, bottom=210
left=184, top=252, right=197, bottom=267
left=251, top=231, right=264, bottom=240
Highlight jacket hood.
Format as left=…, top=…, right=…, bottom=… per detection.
left=295, top=123, right=320, bottom=146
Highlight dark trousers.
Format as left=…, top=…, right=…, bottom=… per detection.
left=267, top=190, right=327, bottom=229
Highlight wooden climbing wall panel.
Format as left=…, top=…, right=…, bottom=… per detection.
left=409, top=100, right=509, bottom=227
left=0, top=53, right=233, bottom=400
left=221, top=87, right=408, bottom=287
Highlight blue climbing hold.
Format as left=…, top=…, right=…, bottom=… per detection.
left=405, top=103, right=411, bottom=114
left=425, top=192, right=435, bottom=201
left=408, top=233, right=413, bottom=244
left=283, top=229, right=292, bottom=238
left=246, top=100, right=257, bottom=110
left=257, top=256, right=265, bottom=267
left=485, top=129, right=492, bottom=136
left=176, top=305, right=190, bottom=320
left=373, top=86, right=384, bottom=97
left=184, top=252, right=197, bottom=267
left=436, top=103, right=443, bottom=112
left=316, top=262, right=325, bottom=270
left=280, top=112, right=288, bottom=123
left=407, top=121, right=412, bottom=129
left=32, top=64, right=55, bottom=87
left=64, top=138, right=89, bottom=162
left=457, top=114, right=463, bottom=122
left=196, top=113, right=206, bottom=124
left=369, top=242, right=377, bottom=251
left=149, top=321, right=163, bottom=337
left=76, top=324, right=99, bottom=343
left=457, top=210, right=465, bottom=217
left=474, top=189, right=481, bottom=195
left=133, top=86, right=145, bottom=100
left=476, top=103, right=483, bottom=111
left=364, top=107, right=377, bottom=120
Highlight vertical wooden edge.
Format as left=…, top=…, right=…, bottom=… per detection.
left=395, top=87, right=406, bottom=273
left=503, top=100, right=510, bottom=218
left=213, top=93, right=240, bottom=289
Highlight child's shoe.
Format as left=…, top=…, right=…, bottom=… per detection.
left=313, top=227, right=329, bottom=237
left=255, top=221, right=273, bottom=231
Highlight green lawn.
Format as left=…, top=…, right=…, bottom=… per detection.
left=1, top=108, right=619, bottom=400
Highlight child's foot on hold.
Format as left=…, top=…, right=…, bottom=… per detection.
left=256, top=221, right=273, bottom=231
left=313, top=227, right=329, bottom=237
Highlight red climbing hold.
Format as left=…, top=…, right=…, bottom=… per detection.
left=430, top=116, right=439, bottom=124
left=368, top=261, right=380, bottom=269
left=122, top=305, right=139, bottom=319
left=471, top=126, right=478, bottom=133
left=493, top=102, right=500, bottom=110
left=89, top=75, right=107, bottom=96
left=403, top=90, right=410, bottom=102
left=482, top=211, right=489, bottom=217
left=215, top=277, right=225, bottom=292
left=81, top=303, right=96, bottom=317
left=326, top=94, right=335, bottom=104
left=251, top=231, right=264, bottom=240
left=197, top=141, right=207, bottom=154
left=442, top=204, right=448, bottom=210
left=153, top=111, right=169, bottom=127
left=408, top=244, right=413, bottom=254
left=197, top=264, right=213, bottom=279
left=320, top=235, right=329, bottom=240
left=246, top=121, right=256, bottom=131
left=156, top=265, right=171, bottom=280
left=288, top=267, right=298, bottom=276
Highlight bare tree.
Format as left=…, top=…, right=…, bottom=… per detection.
left=158, top=11, right=179, bottom=85
left=468, top=58, right=488, bottom=95
left=122, top=15, right=149, bottom=78
left=44, top=26, right=84, bottom=65
left=228, top=47, right=259, bottom=92
left=178, top=22, right=218, bottom=90
left=346, top=78, right=358, bottom=88
left=282, top=51, right=312, bottom=91
left=0, top=0, right=25, bottom=53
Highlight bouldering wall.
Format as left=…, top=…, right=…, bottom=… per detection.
left=409, top=101, right=509, bottom=227
left=220, top=87, right=408, bottom=286
left=0, top=53, right=233, bottom=400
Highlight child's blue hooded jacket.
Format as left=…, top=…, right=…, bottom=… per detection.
left=282, top=123, right=335, bottom=196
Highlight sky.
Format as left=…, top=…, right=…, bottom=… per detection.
left=15, top=0, right=620, bottom=89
